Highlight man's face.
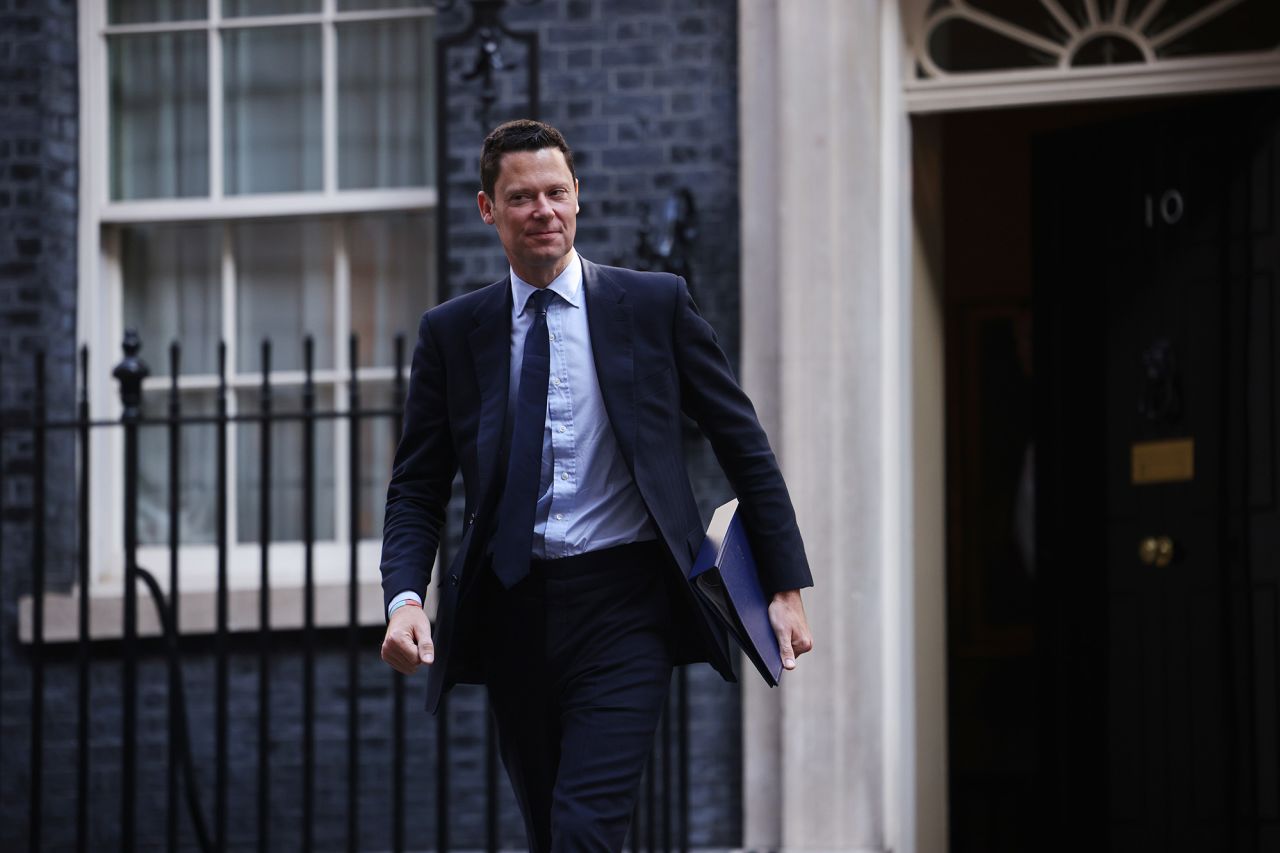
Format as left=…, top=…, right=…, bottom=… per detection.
left=477, top=147, right=579, bottom=286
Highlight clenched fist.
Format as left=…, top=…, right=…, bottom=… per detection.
left=380, top=604, right=434, bottom=675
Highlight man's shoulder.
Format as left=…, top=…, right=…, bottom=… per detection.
left=583, top=259, right=682, bottom=306
left=419, top=277, right=509, bottom=328
left=586, top=259, right=675, bottom=285
left=429, top=277, right=509, bottom=315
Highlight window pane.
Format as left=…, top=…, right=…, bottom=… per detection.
left=223, top=26, right=322, bottom=194
left=108, top=0, right=206, bottom=24
left=139, top=391, right=219, bottom=546
left=109, top=33, right=209, bottom=200
left=237, top=387, right=336, bottom=543
left=1153, top=0, right=1280, bottom=59
left=235, top=219, right=334, bottom=372
left=359, top=382, right=401, bottom=539
left=347, top=211, right=434, bottom=369
left=337, top=0, right=432, bottom=14
left=337, top=18, right=435, bottom=189
left=122, top=223, right=222, bottom=375
left=967, top=0, right=1071, bottom=43
left=927, top=17, right=1058, bottom=73
left=1071, top=37, right=1145, bottom=67
left=223, top=0, right=321, bottom=15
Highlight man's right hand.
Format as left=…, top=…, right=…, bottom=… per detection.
left=380, top=605, right=434, bottom=675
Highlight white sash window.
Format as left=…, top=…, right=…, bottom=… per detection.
left=75, top=1, right=439, bottom=618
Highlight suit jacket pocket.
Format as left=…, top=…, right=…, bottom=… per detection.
left=636, top=365, right=674, bottom=400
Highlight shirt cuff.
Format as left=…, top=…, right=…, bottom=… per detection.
left=388, top=590, right=423, bottom=619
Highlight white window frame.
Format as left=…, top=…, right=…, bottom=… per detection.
left=61, top=0, right=441, bottom=640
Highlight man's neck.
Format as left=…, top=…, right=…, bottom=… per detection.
left=511, top=252, right=574, bottom=288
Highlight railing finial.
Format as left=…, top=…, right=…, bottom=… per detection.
left=113, top=329, right=151, bottom=419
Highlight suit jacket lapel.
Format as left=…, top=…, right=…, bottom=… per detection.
left=468, top=278, right=513, bottom=503
left=583, top=259, right=637, bottom=473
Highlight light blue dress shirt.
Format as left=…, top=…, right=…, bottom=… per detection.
left=389, top=251, right=654, bottom=616
left=507, top=251, right=655, bottom=559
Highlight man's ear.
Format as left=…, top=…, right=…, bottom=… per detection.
left=575, top=178, right=580, bottom=214
left=477, top=190, right=495, bottom=225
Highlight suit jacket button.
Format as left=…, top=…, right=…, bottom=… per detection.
left=449, top=573, right=459, bottom=586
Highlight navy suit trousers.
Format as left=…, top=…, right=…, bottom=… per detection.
left=483, top=541, right=675, bottom=853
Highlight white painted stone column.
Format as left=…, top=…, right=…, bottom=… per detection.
left=739, top=1, right=897, bottom=850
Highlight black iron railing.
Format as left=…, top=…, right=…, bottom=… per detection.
left=4, top=331, right=692, bottom=852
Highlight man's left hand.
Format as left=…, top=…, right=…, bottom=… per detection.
left=768, top=589, right=813, bottom=671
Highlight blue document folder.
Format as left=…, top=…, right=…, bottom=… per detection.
left=690, top=499, right=783, bottom=687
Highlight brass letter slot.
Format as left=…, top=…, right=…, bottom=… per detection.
left=1131, top=437, right=1194, bottom=485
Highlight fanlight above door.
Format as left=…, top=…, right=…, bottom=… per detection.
left=906, top=0, right=1280, bottom=111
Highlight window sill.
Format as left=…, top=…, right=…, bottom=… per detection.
left=18, top=578, right=394, bottom=644
left=98, top=187, right=438, bottom=224
left=15, top=540, right=430, bottom=643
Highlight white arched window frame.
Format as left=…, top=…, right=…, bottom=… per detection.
left=905, top=0, right=1280, bottom=112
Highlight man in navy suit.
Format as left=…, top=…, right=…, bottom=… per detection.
left=379, top=120, right=813, bottom=853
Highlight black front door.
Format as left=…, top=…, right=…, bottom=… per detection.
left=1034, top=92, right=1280, bottom=852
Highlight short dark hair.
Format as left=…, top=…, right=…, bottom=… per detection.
left=479, top=119, right=576, bottom=198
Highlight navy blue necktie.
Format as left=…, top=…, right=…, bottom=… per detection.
left=492, top=288, right=553, bottom=588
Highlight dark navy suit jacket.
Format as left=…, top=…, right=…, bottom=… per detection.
left=379, top=258, right=812, bottom=713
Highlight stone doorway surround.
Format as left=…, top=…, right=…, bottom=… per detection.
left=737, top=1, right=1280, bottom=851
left=738, top=2, right=908, bottom=851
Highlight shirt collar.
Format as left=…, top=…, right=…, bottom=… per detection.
left=511, top=250, right=583, bottom=316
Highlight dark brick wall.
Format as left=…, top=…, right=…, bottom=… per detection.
left=0, top=0, right=744, bottom=849
left=0, top=0, right=81, bottom=846
left=441, top=0, right=742, bottom=366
